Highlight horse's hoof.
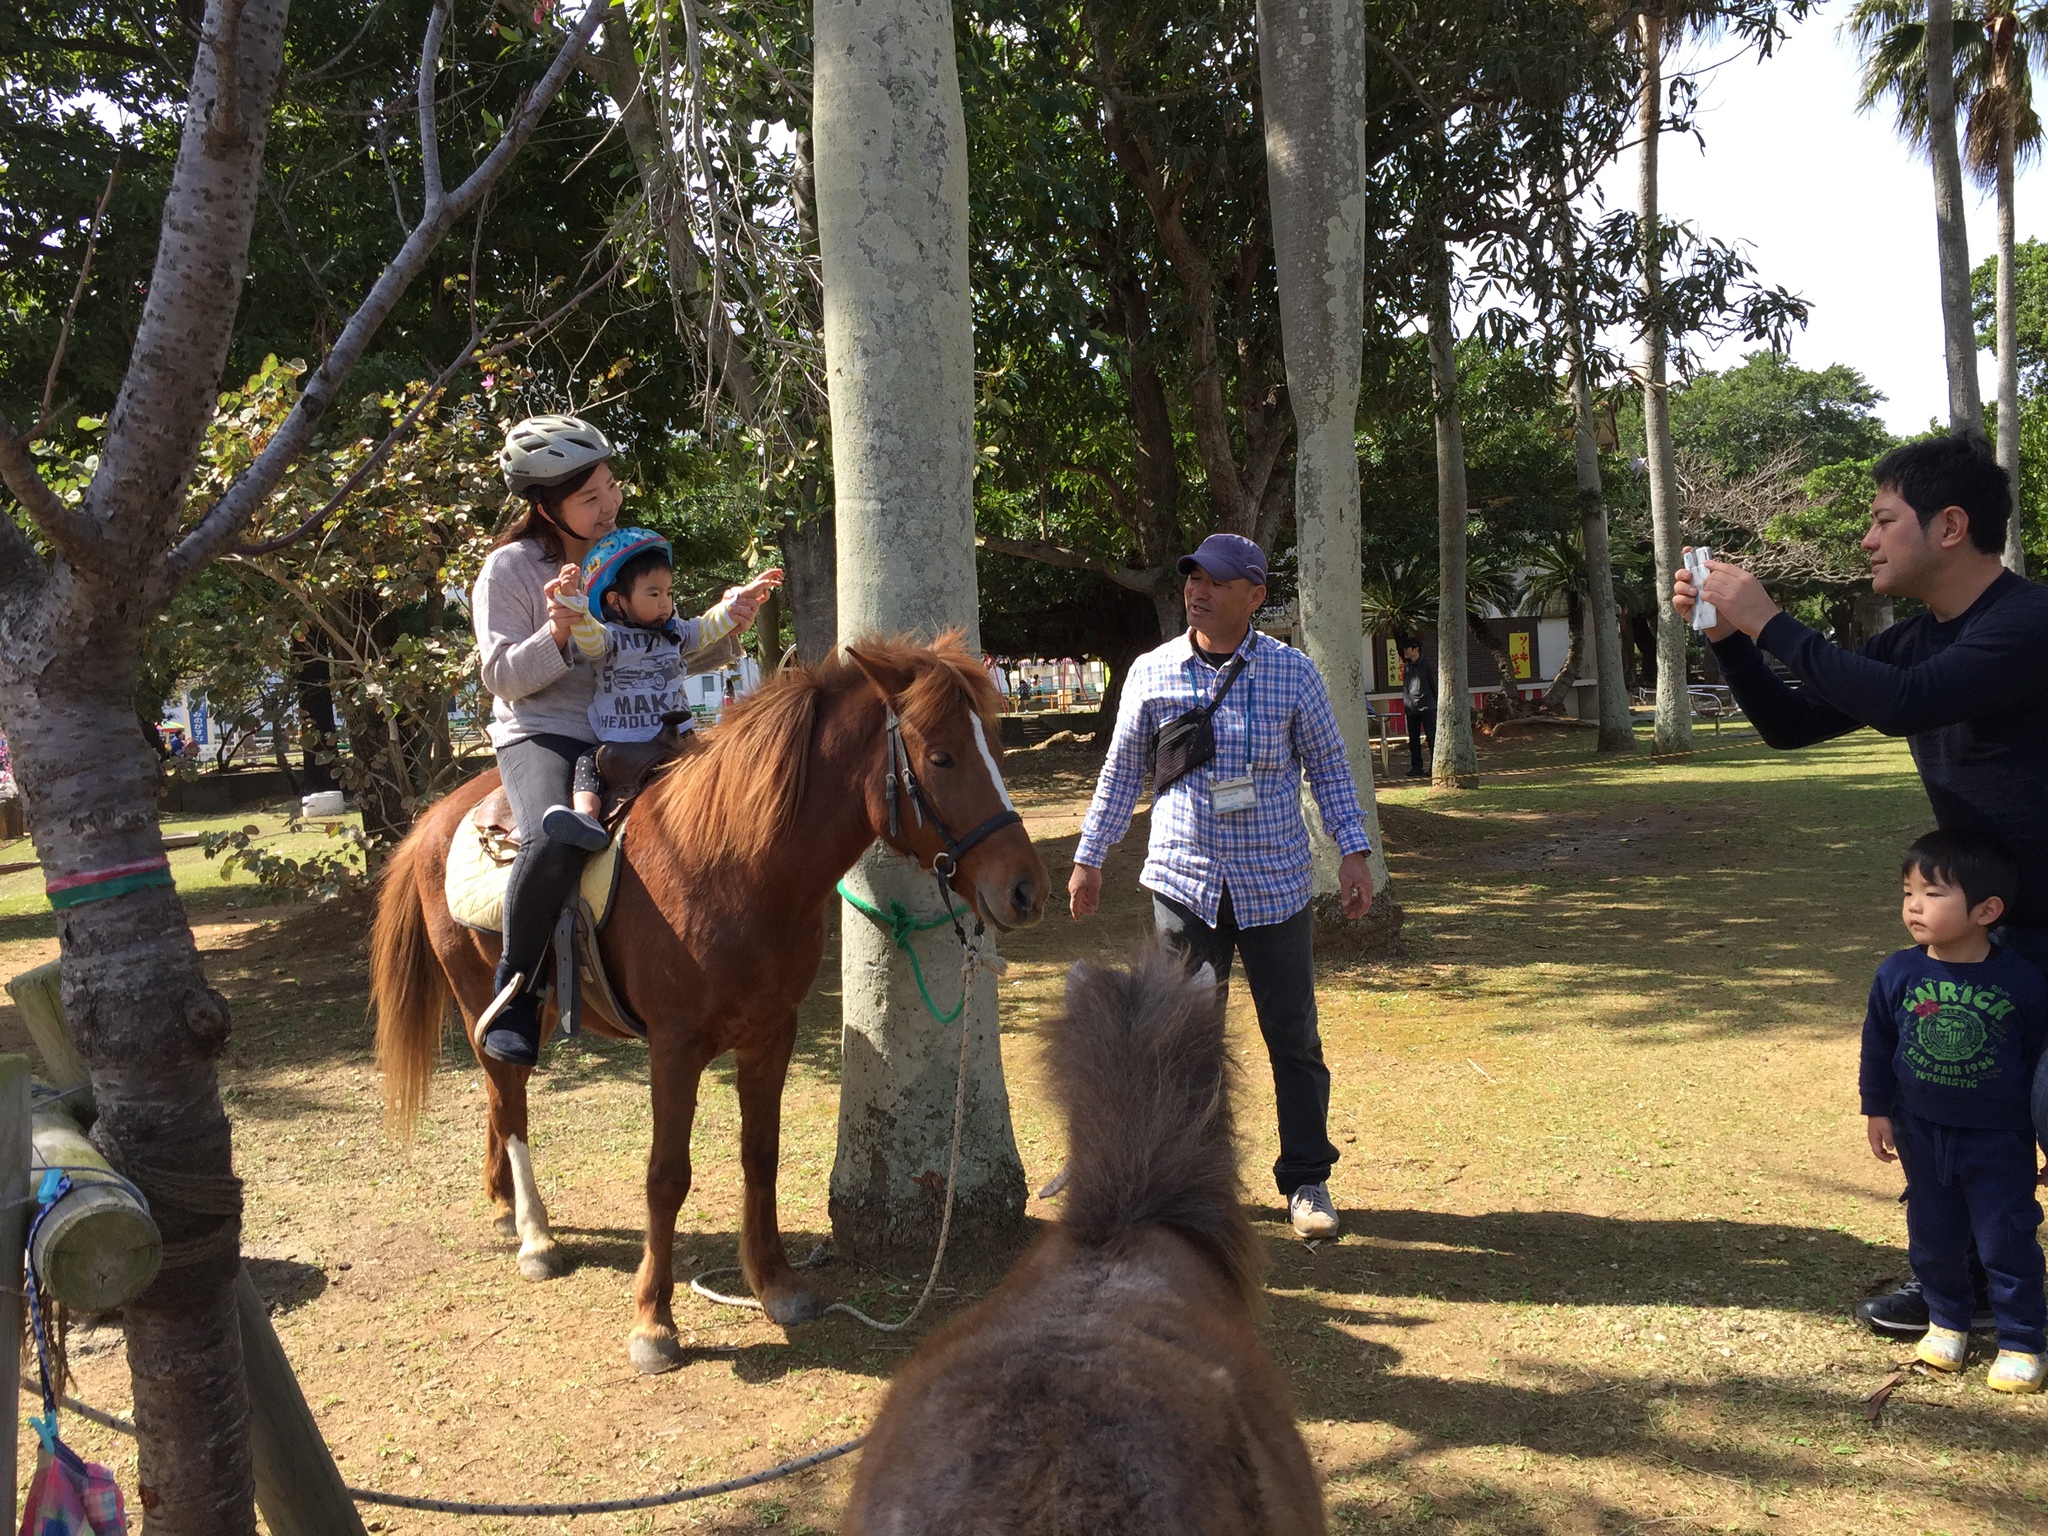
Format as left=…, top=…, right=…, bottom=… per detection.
left=517, top=1243, right=566, bottom=1282
left=629, top=1329, right=686, bottom=1375
left=493, top=1212, right=519, bottom=1243
left=762, top=1289, right=819, bottom=1325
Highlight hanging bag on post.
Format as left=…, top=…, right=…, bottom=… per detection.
left=1150, top=649, right=1249, bottom=794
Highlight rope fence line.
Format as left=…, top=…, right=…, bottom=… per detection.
left=39, top=1391, right=864, bottom=1517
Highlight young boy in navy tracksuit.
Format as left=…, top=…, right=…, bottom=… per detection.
left=1862, top=829, right=2048, bottom=1392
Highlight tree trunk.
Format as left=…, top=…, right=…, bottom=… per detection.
left=1997, top=114, right=2026, bottom=574
left=1555, top=173, right=1635, bottom=752
left=1256, top=0, right=1394, bottom=940
left=815, top=0, right=1026, bottom=1264
left=291, top=636, right=340, bottom=792
left=1541, top=593, right=1585, bottom=712
left=1637, top=11, right=1692, bottom=758
left=1928, top=0, right=1987, bottom=440
left=782, top=505, right=839, bottom=666
left=1425, top=242, right=1477, bottom=787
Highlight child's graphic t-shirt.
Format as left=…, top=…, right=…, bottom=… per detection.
left=1859, top=945, right=2048, bottom=1130
left=563, top=598, right=739, bottom=743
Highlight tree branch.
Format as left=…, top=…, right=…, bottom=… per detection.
left=977, top=533, right=1160, bottom=593
left=160, top=0, right=610, bottom=598
left=416, top=0, right=451, bottom=213
left=0, top=413, right=100, bottom=562
left=38, top=162, right=120, bottom=430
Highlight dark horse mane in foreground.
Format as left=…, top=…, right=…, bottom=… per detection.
left=845, top=948, right=1325, bottom=1535
left=640, top=631, right=1005, bottom=875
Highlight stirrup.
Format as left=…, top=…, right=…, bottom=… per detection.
left=474, top=972, right=526, bottom=1043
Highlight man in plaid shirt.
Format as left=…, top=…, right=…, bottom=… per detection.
left=1069, top=533, right=1376, bottom=1238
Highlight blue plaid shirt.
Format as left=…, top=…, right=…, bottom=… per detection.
left=1075, top=630, right=1372, bottom=927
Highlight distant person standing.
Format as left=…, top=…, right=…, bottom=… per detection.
left=1400, top=637, right=1436, bottom=778
left=1068, top=533, right=1377, bottom=1239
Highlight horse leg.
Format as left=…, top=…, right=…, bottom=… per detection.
left=736, top=1014, right=816, bottom=1325
left=630, top=1030, right=714, bottom=1375
left=479, top=1057, right=564, bottom=1281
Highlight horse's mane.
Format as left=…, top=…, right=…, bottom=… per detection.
left=644, top=631, right=1002, bottom=872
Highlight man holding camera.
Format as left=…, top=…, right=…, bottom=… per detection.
left=1068, top=533, right=1377, bottom=1239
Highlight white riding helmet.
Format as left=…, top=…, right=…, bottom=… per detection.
left=499, top=414, right=614, bottom=495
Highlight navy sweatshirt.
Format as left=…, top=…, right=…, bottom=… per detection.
left=1710, top=572, right=2048, bottom=928
left=1859, top=946, right=2048, bottom=1130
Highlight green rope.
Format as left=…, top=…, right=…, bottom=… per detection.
left=836, top=879, right=973, bottom=1024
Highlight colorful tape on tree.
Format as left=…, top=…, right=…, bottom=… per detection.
left=46, top=857, right=174, bottom=910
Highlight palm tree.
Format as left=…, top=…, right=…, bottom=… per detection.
left=1523, top=528, right=1591, bottom=712
left=1849, top=0, right=2048, bottom=572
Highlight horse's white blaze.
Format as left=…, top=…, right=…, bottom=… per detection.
left=505, top=1134, right=551, bottom=1249
left=969, top=715, right=1015, bottom=812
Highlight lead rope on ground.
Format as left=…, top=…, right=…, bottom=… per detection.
left=39, top=1391, right=863, bottom=1517
left=691, top=921, right=990, bottom=1334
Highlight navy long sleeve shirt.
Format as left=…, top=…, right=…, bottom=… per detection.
left=1859, top=945, right=2048, bottom=1130
left=1710, top=572, right=2048, bottom=927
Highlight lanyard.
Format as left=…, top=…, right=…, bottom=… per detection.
left=1190, top=636, right=1254, bottom=763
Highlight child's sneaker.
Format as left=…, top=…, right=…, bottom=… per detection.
left=1986, top=1350, right=2047, bottom=1393
left=1915, top=1324, right=1969, bottom=1372
left=542, top=804, right=610, bottom=851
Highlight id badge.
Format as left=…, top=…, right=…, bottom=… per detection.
left=1210, top=774, right=1256, bottom=815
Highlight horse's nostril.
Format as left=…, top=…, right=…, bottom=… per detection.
left=1011, top=877, right=1038, bottom=913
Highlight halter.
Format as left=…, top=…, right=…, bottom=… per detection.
left=883, top=705, right=1023, bottom=887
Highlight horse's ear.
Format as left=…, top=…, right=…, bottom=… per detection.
left=845, top=644, right=918, bottom=704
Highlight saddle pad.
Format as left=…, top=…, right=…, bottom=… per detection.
left=445, top=818, right=623, bottom=934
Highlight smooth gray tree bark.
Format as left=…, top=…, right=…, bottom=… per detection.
left=1927, top=0, right=1989, bottom=440
left=1257, top=0, right=1396, bottom=946
left=1637, top=11, right=1692, bottom=757
left=1994, top=82, right=2027, bottom=574
left=1425, top=244, right=1478, bottom=787
left=816, top=0, right=1025, bottom=1263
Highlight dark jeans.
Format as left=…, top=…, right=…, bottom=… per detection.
left=496, top=733, right=593, bottom=980
left=1406, top=708, right=1435, bottom=773
left=1153, top=888, right=1338, bottom=1199
left=1894, top=1110, right=2047, bottom=1353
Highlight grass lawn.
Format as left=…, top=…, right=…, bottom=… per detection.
left=5, top=723, right=2044, bottom=1533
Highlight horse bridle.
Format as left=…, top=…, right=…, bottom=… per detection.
left=883, top=705, right=1022, bottom=889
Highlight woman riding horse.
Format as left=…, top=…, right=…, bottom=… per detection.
left=472, top=414, right=768, bottom=1065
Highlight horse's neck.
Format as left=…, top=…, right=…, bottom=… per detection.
left=634, top=683, right=884, bottom=915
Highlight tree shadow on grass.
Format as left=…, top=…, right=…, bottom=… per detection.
left=1262, top=1206, right=1895, bottom=1315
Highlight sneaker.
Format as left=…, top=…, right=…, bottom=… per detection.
left=541, top=804, right=609, bottom=852
left=1986, top=1350, right=2047, bottom=1394
left=1915, top=1324, right=1969, bottom=1372
left=1288, top=1182, right=1339, bottom=1240
left=1854, top=1277, right=1996, bottom=1338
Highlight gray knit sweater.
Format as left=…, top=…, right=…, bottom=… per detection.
left=473, top=539, right=596, bottom=750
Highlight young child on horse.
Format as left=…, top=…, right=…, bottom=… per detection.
left=541, top=527, right=783, bottom=850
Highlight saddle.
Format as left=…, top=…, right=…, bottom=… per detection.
left=448, top=717, right=701, bottom=1042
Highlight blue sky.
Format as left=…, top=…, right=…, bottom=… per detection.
left=1592, top=10, right=2047, bottom=437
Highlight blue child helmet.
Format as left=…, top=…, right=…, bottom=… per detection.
left=582, top=528, right=673, bottom=618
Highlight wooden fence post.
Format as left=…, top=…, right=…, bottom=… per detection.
left=236, top=1270, right=367, bottom=1536
left=0, top=1055, right=30, bottom=1533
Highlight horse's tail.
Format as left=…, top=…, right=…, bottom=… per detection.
left=370, top=818, right=451, bottom=1136
left=1046, top=944, right=1262, bottom=1306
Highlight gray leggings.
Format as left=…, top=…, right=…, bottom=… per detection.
left=495, top=733, right=594, bottom=979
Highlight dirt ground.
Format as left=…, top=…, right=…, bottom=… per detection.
left=5, top=723, right=2046, bottom=1534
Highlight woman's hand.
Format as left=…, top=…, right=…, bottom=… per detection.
left=723, top=567, right=786, bottom=632
left=544, top=563, right=583, bottom=648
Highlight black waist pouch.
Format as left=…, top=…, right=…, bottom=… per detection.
left=1151, top=651, right=1247, bottom=794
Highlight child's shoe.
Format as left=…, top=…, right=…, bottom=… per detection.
left=1986, top=1350, right=2047, bottom=1394
left=542, top=804, right=609, bottom=851
left=1915, top=1324, right=1969, bottom=1372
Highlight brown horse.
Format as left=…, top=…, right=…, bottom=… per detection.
left=370, top=635, right=1047, bottom=1373
left=844, top=946, right=1325, bottom=1535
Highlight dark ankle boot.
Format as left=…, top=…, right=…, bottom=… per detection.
left=479, top=960, right=543, bottom=1068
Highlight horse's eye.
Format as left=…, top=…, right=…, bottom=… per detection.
left=928, top=751, right=954, bottom=769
